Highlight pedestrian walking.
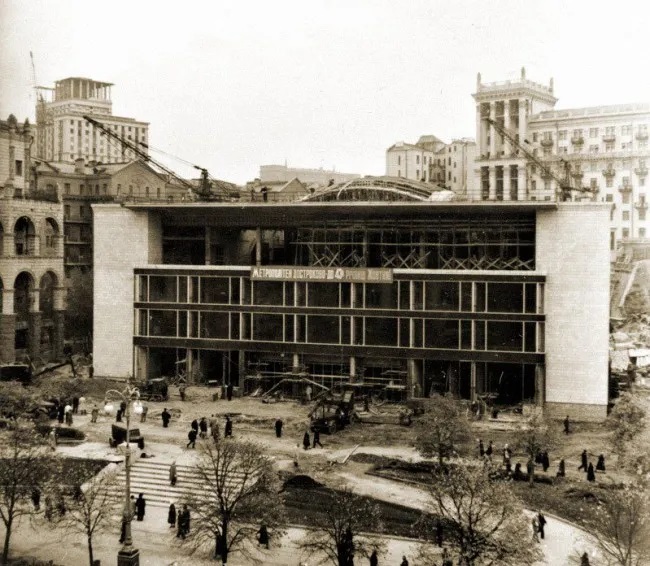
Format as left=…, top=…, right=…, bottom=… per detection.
left=226, top=383, right=234, bottom=401
left=211, top=416, right=220, bottom=443
left=303, top=430, right=311, bottom=450
left=65, top=410, right=73, bottom=426
left=161, top=408, right=171, bottom=428
left=564, top=415, right=571, bottom=435
left=486, top=440, right=493, bottom=460
left=187, top=429, right=197, bottom=448
left=312, top=429, right=323, bottom=448
left=91, top=405, right=99, bottom=423
left=135, top=493, right=146, bottom=521
left=596, top=454, right=606, bottom=472
left=275, top=418, right=283, bottom=438
left=120, top=401, right=127, bottom=415
left=89, top=365, right=94, bottom=379
left=531, top=517, right=540, bottom=543
left=179, top=384, right=187, bottom=401
left=199, top=417, right=208, bottom=438
left=503, top=443, right=511, bottom=465
left=400, top=556, right=409, bottom=566
left=257, top=523, right=270, bottom=549
left=57, top=405, right=64, bottom=424
left=182, top=505, right=191, bottom=537
left=587, top=462, right=596, bottom=482
left=140, top=403, right=148, bottom=423
left=224, top=415, right=233, bottom=437
left=513, top=462, right=523, bottom=481
left=168, top=502, right=176, bottom=528
left=191, top=419, right=199, bottom=433
left=557, top=459, right=566, bottom=477
left=31, top=487, right=41, bottom=510
left=542, top=450, right=550, bottom=473
left=305, top=384, right=312, bottom=402
left=478, top=439, right=485, bottom=458
left=170, top=461, right=177, bottom=486
left=526, top=458, right=534, bottom=479
left=115, top=408, right=122, bottom=423
left=369, top=549, right=378, bottom=566
left=72, top=396, right=79, bottom=414
left=435, top=519, right=443, bottom=547
left=49, top=428, right=57, bottom=451
left=578, top=449, right=588, bottom=471
left=580, top=552, right=591, bottom=565
left=537, top=511, right=547, bottom=539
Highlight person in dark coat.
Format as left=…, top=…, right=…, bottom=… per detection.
left=116, top=409, right=123, bottom=423
left=587, top=462, right=596, bottom=482
left=400, top=556, right=409, bottom=566
left=303, top=431, right=311, bottom=450
left=161, top=408, right=171, bottom=428
left=226, top=383, right=234, bottom=401
left=167, top=502, right=176, bottom=528
left=312, top=429, right=323, bottom=448
left=179, top=384, right=186, bottom=401
left=199, top=417, right=208, bottom=438
left=537, top=511, right=547, bottom=539
left=191, top=419, right=199, bottom=433
left=564, top=415, right=570, bottom=434
left=513, top=462, right=523, bottom=480
left=57, top=405, right=65, bottom=424
left=224, top=415, right=233, bottom=437
left=486, top=441, right=493, bottom=460
left=542, top=450, right=550, bottom=472
left=580, top=552, right=591, bottom=565
left=596, top=454, right=606, bottom=472
left=526, top=458, right=534, bottom=479
left=275, top=418, right=283, bottom=438
left=31, top=488, right=41, bottom=510
left=557, top=459, right=566, bottom=477
left=478, top=439, right=485, bottom=458
left=170, top=461, right=177, bottom=486
left=120, top=401, right=127, bottom=414
left=435, top=519, right=443, bottom=547
left=135, top=493, right=146, bottom=521
left=177, top=506, right=190, bottom=539
left=187, top=429, right=197, bottom=448
left=257, top=523, right=270, bottom=549
left=578, top=449, right=588, bottom=471
left=72, top=397, right=79, bottom=414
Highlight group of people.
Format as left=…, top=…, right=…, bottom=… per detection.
left=302, top=428, right=323, bottom=450
left=185, top=414, right=233, bottom=448
left=531, top=511, right=547, bottom=543
left=578, top=450, right=607, bottom=482
left=55, top=397, right=80, bottom=426
left=168, top=503, right=191, bottom=539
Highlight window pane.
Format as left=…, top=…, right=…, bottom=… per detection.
left=365, top=317, right=397, bottom=346
left=138, top=309, right=147, bottom=335
left=200, top=312, right=229, bottom=339
left=308, top=315, right=340, bottom=343
left=424, top=319, right=459, bottom=349
left=524, top=283, right=537, bottom=313
left=177, top=277, right=187, bottom=302
left=149, top=276, right=177, bottom=302
left=399, top=281, right=410, bottom=310
left=487, top=283, right=523, bottom=312
left=475, top=282, right=486, bottom=312
left=425, top=282, right=459, bottom=310
left=461, top=320, right=472, bottom=349
left=460, top=282, right=472, bottom=311
left=149, top=310, right=177, bottom=336
left=178, top=311, right=187, bottom=337
left=253, top=314, right=283, bottom=341
left=412, top=282, right=423, bottom=310
left=308, top=282, right=340, bottom=307
left=474, top=320, right=485, bottom=350
left=230, top=313, right=240, bottom=339
left=284, top=282, right=294, bottom=306
left=399, top=318, right=410, bottom=347
left=201, top=277, right=230, bottom=304
left=230, top=278, right=240, bottom=304
left=138, top=276, right=148, bottom=302
left=486, top=321, right=523, bottom=351
left=340, top=283, right=351, bottom=308
left=341, top=316, right=351, bottom=344
left=524, top=321, right=536, bottom=352
left=365, top=283, right=397, bottom=309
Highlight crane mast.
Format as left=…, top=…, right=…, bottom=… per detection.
left=486, top=118, right=596, bottom=202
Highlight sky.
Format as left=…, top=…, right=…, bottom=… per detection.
left=1, top=0, right=649, bottom=184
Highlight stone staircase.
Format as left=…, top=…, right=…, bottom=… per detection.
left=113, top=459, right=247, bottom=508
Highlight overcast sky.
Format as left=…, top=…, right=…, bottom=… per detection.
left=1, top=0, right=649, bottom=184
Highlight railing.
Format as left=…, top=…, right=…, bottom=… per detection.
left=635, top=200, right=648, bottom=211
left=602, top=134, right=616, bottom=142
left=619, top=184, right=632, bottom=193
left=602, top=168, right=616, bottom=177
left=636, top=131, right=648, bottom=140
left=635, top=167, right=648, bottom=177
left=540, top=138, right=554, bottom=147
left=571, top=136, right=584, bottom=145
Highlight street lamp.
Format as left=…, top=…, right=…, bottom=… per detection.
left=104, top=380, right=143, bottom=566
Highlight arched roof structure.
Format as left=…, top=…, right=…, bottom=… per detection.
left=301, top=176, right=456, bottom=203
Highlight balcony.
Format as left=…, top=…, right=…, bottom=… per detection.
left=602, top=134, right=616, bottom=142
left=540, top=138, right=554, bottom=148
left=618, top=183, right=632, bottom=194
left=636, top=130, right=648, bottom=141
left=635, top=166, right=648, bottom=177
left=602, top=168, right=616, bottom=178
left=571, top=136, right=584, bottom=145
left=635, top=200, right=648, bottom=211
left=571, top=171, right=584, bottom=180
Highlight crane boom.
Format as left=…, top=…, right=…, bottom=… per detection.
left=83, top=115, right=225, bottom=200
left=486, top=118, right=595, bottom=201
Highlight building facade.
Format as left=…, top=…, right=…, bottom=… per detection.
left=92, top=178, right=610, bottom=420
left=1, top=115, right=65, bottom=364
left=35, top=77, right=149, bottom=164
left=259, top=164, right=360, bottom=186
left=472, top=68, right=650, bottom=247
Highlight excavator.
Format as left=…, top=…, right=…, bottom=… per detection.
left=486, top=118, right=598, bottom=202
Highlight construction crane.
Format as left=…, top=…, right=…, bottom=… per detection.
left=486, top=118, right=597, bottom=202
left=83, top=115, right=227, bottom=201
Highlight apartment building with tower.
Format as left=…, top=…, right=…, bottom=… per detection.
left=473, top=68, right=650, bottom=247
left=35, top=77, right=149, bottom=164
left=1, top=115, right=65, bottom=364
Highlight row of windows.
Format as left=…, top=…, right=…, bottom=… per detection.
left=535, top=125, right=648, bottom=141
left=138, top=276, right=544, bottom=315
left=137, top=310, right=545, bottom=353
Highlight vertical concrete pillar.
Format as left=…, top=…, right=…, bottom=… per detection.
left=470, top=362, right=477, bottom=402
left=503, top=101, right=510, bottom=156
left=535, top=364, right=545, bottom=406
left=518, top=98, right=527, bottom=147
left=255, top=228, right=262, bottom=266
left=205, top=227, right=212, bottom=265
left=504, top=167, right=511, bottom=201
left=518, top=165, right=527, bottom=201
left=407, top=359, right=422, bottom=399
left=349, top=356, right=356, bottom=381
left=489, top=102, right=496, bottom=158
left=475, top=104, right=482, bottom=155
left=489, top=168, right=496, bottom=200
left=292, top=353, right=300, bottom=372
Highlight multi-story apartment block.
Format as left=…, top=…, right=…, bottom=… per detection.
left=386, top=135, right=446, bottom=183
left=32, top=158, right=186, bottom=276
left=1, top=115, right=65, bottom=364
left=472, top=68, right=650, bottom=247
left=35, top=77, right=149, bottom=164
left=442, top=138, right=477, bottom=198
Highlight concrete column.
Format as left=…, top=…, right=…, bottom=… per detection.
left=489, top=102, right=496, bottom=158
left=349, top=356, right=356, bottom=380
left=475, top=104, right=482, bottom=155
left=504, top=167, right=511, bottom=201
left=503, top=101, right=510, bottom=157
left=518, top=98, right=527, bottom=147
left=255, top=228, right=262, bottom=266
left=31, top=235, right=40, bottom=257
left=205, top=227, right=211, bottom=265
left=362, top=229, right=368, bottom=267
left=29, top=289, right=40, bottom=313
left=52, top=310, right=65, bottom=360
left=28, top=311, right=42, bottom=359
left=407, top=359, right=422, bottom=399
left=0, top=314, right=16, bottom=363
left=535, top=364, right=545, bottom=406
left=518, top=165, right=527, bottom=201
left=470, top=362, right=477, bottom=402
left=53, top=287, right=66, bottom=311
left=489, top=168, right=496, bottom=200
left=292, top=353, right=300, bottom=372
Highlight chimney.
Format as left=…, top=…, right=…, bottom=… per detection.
left=74, top=157, right=85, bottom=174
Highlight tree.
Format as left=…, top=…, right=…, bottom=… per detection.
left=65, top=267, right=93, bottom=352
left=423, top=464, right=542, bottom=566
left=513, top=413, right=556, bottom=486
left=584, top=482, right=650, bottom=566
left=52, top=467, right=121, bottom=566
left=0, top=421, right=54, bottom=564
left=298, top=488, right=385, bottom=566
left=414, top=394, right=471, bottom=467
left=180, top=439, right=285, bottom=565
left=608, top=392, right=646, bottom=459
left=0, top=382, right=38, bottom=418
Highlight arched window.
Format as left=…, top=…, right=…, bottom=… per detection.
left=14, top=217, right=36, bottom=256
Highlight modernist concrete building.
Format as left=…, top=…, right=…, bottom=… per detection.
left=473, top=68, right=650, bottom=248
left=35, top=77, right=149, bottom=164
left=0, top=115, right=65, bottom=364
left=92, top=177, right=610, bottom=420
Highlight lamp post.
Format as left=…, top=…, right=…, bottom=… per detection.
left=104, top=380, right=143, bottom=566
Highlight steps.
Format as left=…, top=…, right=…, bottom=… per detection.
left=112, top=459, right=247, bottom=508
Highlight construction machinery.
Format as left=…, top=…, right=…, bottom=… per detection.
left=309, top=386, right=356, bottom=434
left=486, top=118, right=597, bottom=202
left=82, top=115, right=237, bottom=202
